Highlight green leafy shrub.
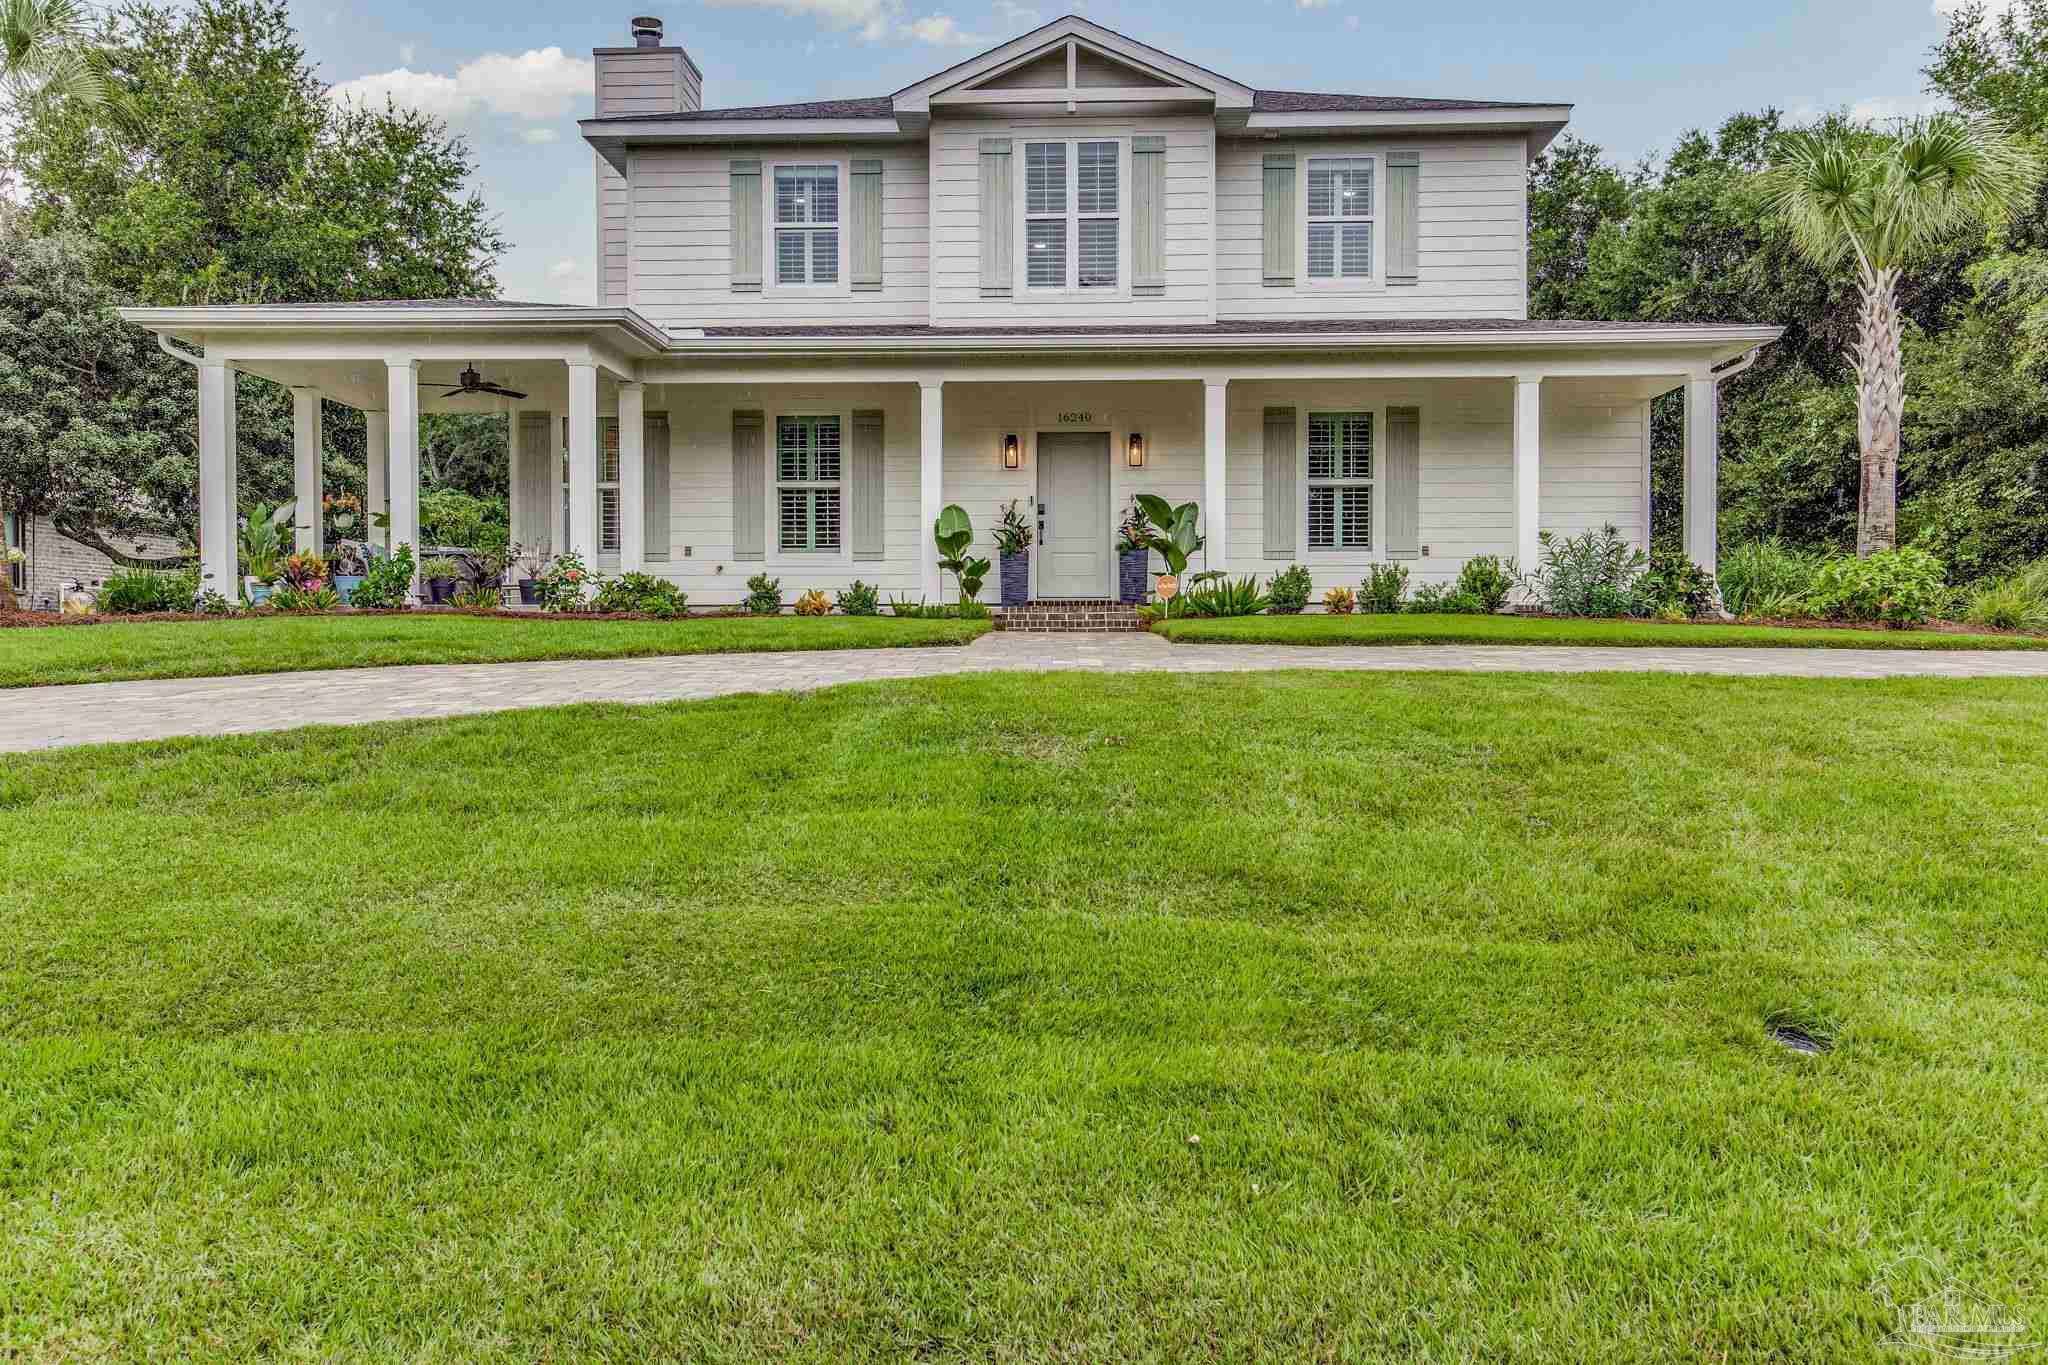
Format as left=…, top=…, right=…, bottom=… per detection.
left=1185, top=575, right=1270, bottom=617
left=1635, top=550, right=1718, bottom=618
left=1266, top=564, right=1312, bottom=614
left=745, top=573, right=783, bottom=615
left=1806, top=547, right=1945, bottom=626
left=993, top=499, right=1033, bottom=554
left=95, top=569, right=198, bottom=614
left=451, top=584, right=503, bottom=610
left=418, top=490, right=508, bottom=549
left=195, top=589, right=237, bottom=616
left=837, top=581, right=880, bottom=616
left=1964, top=577, right=2048, bottom=632
left=1454, top=556, right=1514, bottom=613
left=1519, top=525, right=1648, bottom=618
left=534, top=553, right=594, bottom=612
left=1359, top=563, right=1410, bottom=614
left=1411, top=583, right=1485, bottom=614
left=270, top=584, right=340, bottom=611
left=420, top=555, right=464, bottom=583
left=1718, top=538, right=1820, bottom=617
left=350, top=544, right=416, bottom=609
left=591, top=573, right=687, bottom=617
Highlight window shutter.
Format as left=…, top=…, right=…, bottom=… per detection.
left=1262, top=406, right=1298, bottom=559
left=644, top=412, right=671, bottom=562
left=1387, top=151, right=1419, bottom=286
left=979, top=138, right=1013, bottom=298
left=732, top=410, right=765, bottom=561
left=850, top=409, right=885, bottom=561
left=730, top=160, right=762, bottom=293
left=850, top=158, right=883, bottom=292
left=1262, top=153, right=1296, bottom=288
left=518, top=411, right=553, bottom=551
left=1385, top=406, right=1420, bottom=559
left=1132, top=135, right=1166, bottom=297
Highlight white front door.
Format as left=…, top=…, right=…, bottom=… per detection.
left=1035, top=432, right=1110, bottom=598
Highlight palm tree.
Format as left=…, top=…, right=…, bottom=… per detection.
left=1, top=0, right=116, bottom=114
left=1762, top=114, right=2042, bottom=554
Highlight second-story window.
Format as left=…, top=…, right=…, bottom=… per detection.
left=1307, top=156, right=1374, bottom=281
left=1025, top=140, right=1118, bottom=290
left=775, top=164, right=839, bottom=286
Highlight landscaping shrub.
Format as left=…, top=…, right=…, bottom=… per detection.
left=418, top=490, right=508, bottom=549
left=1718, top=538, right=1820, bottom=617
left=1635, top=550, right=1718, bottom=618
left=836, top=581, right=880, bottom=616
left=745, top=573, right=783, bottom=615
left=1454, top=556, right=1514, bottom=612
left=1266, top=564, right=1312, bottom=615
left=1965, top=576, right=2048, bottom=632
left=270, top=584, right=339, bottom=611
left=1519, top=525, right=1648, bottom=618
left=793, top=589, right=831, bottom=617
left=350, top=545, right=416, bottom=609
left=591, top=573, right=687, bottom=617
left=1806, top=546, right=1945, bottom=626
left=1410, top=583, right=1485, bottom=614
left=1359, top=563, right=1409, bottom=614
left=451, top=584, right=503, bottom=610
left=1185, top=575, right=1269, bottom=617
left=94, top=569, right=198, bottom=614
left=1322, top=585, right=1356, bottom=614
left=534, top=553, right=593, bottom=612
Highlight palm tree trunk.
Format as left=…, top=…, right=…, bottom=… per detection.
left=1854, top=266, right=1904, bottom=555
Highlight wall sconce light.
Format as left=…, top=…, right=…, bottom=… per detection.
left=1002, top=433, right=1021, bottom=469
left=1127, top=432, right=1146, bottom=468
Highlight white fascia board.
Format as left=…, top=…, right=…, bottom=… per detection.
left=893, top=16, right=1253, bottom=115
left=582, top=118, right=910, bottom=171
left=115, top=305, right=674, bottom=357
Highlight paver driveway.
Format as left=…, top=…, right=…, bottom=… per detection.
left=7, top=631, right=2048, bottom=752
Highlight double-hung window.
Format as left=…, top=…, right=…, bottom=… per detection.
left=599, top=418, right=621, bottom=552
left=774, top=164, right=839, bottom=286
left=1307, top=156, right=1374, bottom=281
left=1024, top=140, right=1118, bottom=290
left=1307, top=412, right=1374, bottom=550
left=777, top=415, right=842, bottom=552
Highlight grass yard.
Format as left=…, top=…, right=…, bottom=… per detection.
left=0, top=612, right=989, bottom=688
left=5, top=670, right=2048, bottom=1359
left=1156, top=610, right=2048, bottom=649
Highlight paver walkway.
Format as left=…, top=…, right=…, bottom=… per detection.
left=7, top=632, right=2048, bottom=752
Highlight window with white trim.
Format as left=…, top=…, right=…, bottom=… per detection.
left=1307, top=156, right=1374, bottom=281
left=774, top=164, right=839, bottom=286
left=1024, top=139, right=1118, bottom=289
left=776, top=415, right=842, bottom=551
left=599, top=417, right=621, bottom=552
left=1307, top=412, right=1373, bottom=550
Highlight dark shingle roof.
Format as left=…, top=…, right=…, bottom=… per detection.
left=693, top=318, right=1735, bottom=339
left=590, top=91, right=1565, bottom=125
left=604, top=96, right=896, bottom=123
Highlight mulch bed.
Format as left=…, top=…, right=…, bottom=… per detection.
left=1, top=606, right=773, bottom=629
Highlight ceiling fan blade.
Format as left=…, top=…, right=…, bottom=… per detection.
left=479, top=384, right=529, bottom=400
left=440, top=387, right=469, bottom=398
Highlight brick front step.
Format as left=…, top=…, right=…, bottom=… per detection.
left=993, top=599, right=1148, bottom=633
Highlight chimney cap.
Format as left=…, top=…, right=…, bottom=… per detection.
left=631, top=15, right=663, bottom=46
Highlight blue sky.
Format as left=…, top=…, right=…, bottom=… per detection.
left=303, top=0, right=1987, bottom=304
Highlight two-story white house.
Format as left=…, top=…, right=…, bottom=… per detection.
left=122, top=15, right=1780, bottom=608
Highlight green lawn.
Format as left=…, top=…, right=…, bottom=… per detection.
left=1157, top=610, right=2048, bottom=649
left=5, top=671, right=2047, bottom=1359
left=0, top=612, right=989, bottom=688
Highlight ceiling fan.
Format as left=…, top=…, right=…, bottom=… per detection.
left=421, top=363, right=527, bottom=400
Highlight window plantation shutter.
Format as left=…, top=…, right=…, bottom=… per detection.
left=1132, top=135, right=1166, bottom=297
left=1262, top=406, right=1298, bottom=559
left=599, top=417, right=621, bottom=552
left=730, top=160, right=762, bottom=293
left=1385, top=406, right=1420, bottom=559
left=1387, top=151, right=1420, bottom=286
left=850, top=409, right=885, bottom=561
left=732, top=410, right=765, bottom=560
left=979, top=138, right=1013, bottom=298
left=1262, top=153, right=1296, bottom=288
left=850, top=158, right=883, bottom=292
left=644, top=412, right=671, bottom=562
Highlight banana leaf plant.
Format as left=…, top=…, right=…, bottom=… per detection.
left=933, top=504, right=991, bottom=608
left=1131, top=494, right=1206, bottom=617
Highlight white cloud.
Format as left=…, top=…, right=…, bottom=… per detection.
left=905, top=13, right=979, bottom=45
left=1787, top=94, right=1949, bottom=127
left=994, top=0, right=1042, bottom=28
left=547, top=257, right=581, bottom=280
left=521, top=127, right=559, bottom=144
left=329, top=46, right=593, bottom=124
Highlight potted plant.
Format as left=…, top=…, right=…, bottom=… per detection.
left=240, top=502, right=289, bottom=605
left=933, top=505, right=991, bottom=612
left=1116, top=501, right=1150, bottom=605
left=420, top=556, right=463, bottom=605
left=993, top=498, right=1033, bottom=606
left=330, top=540, right=369, bottom=604
left=465, top=526, right=513, bottom=607
left=1130, top=494, right=1204, bottom=617
left=511, top=543, right=544, bottom=605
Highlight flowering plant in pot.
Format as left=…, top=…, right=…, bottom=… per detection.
left=329, top=540, right=369, bottom=604
left=1115, top=501, right=1150, bottom=604
left=993, top=498, right=1034, bottom=605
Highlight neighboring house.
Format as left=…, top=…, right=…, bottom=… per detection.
left=0, top=506, right=184, bottom=611
left=120, top=15, right=1780, bottom=608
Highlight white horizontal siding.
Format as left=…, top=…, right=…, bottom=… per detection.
left=1215, top=135, right=1528, bottom=321
left=1540, top=383, right=1649, bottom=549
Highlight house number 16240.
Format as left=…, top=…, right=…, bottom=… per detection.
left=1056, top=411, right=1094, bottom=424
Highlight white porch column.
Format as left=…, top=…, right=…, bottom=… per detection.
left=1513, top=376, right=1543, bottom=574
left=197, top=359, right=239, bottom=599
left=290, top=386, right=323, bottom=556
left=385, top=359, right=420, bottom=596
left=1203, top=379, right=1228, bottom=574
left=567, top=362, right=600, bottom=564
left=1683, top=376, right=1719, bottom=576
left=618, top=382, right=646, bottom=572
left=919, top=379, right=944, bottom=602
left=364, top=411, right=389, bottom=551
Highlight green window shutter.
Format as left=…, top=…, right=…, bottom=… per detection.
left=1262, top=153, right=1296, bottom=288
left=1132, top=135, right=1166, bottom=298
left=1387, top=151, right=1420, bottom=286
left=730, top=159, right=762, bottom=293
left=644, top=412, right=671, bottom=562
left=850, top=158, right=883, bottom=293
left=518, top=411, right=553, bottom=551
left=979, top=138, right=1013, bottom=298
left=732, top=410, right=765, bottom=560
left=1262, top=406, right=1298, bottom=559
left=850, top=409, right=885, bottom=561
left=1385, top=406, right=1420, bottom=560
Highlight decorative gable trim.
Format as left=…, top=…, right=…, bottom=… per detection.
left=892, top=15, right=1253, bottom=122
